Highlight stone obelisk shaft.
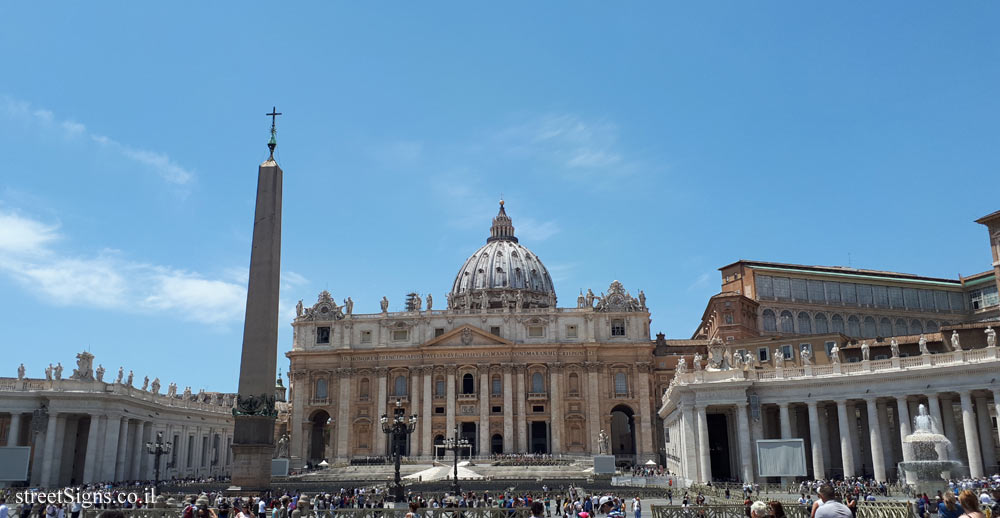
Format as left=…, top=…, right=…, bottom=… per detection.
left=231, top=157, right=282, bottom=490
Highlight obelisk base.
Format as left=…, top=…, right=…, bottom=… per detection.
left=231, top=415, right=276, bottom=491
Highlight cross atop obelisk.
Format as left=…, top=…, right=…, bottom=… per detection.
left=266, top=106, right=281, bottom=159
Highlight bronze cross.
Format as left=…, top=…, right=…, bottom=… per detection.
left=266, top=106, right=282, bottom=129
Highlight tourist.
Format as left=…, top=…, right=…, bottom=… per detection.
left=958, top=490, right=986, bottom=518
left=814, top=485, right=852, bottom=518
left=532, top=501, right=546, bottom=518
left=631, top=497, right=641, bottom=518
left=770, top=502, right=786, bottom=518
left=0, top=498, right=8, bottom=518
left=940, top=492, right=965, bottom=518
left=750, top=501, right=770, bottom=518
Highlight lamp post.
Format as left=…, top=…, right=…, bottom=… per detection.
left=381, top=399, right=418, bottom=503
left=145, top=431, right=173, bottom=488
left=442, top=426, right=470, bottom=497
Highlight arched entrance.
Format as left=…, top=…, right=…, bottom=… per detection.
left=610, top=405, right=636, bottom=465
left=434, top=434, right=445, bottom=459
left=460, top=422, right=477, bottom=456
left=310, top=410, right=331, bottom=463
left=491, top=434, right=504, bottom=454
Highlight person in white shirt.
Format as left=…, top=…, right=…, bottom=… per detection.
left=258, top=499, right=266, bottom=518
left=632, top=497, right=642, bottom=518
left=0, top=498, right=9, bottom=518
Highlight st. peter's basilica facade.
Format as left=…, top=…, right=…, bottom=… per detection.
left=283, top=202, right=675, bottom=467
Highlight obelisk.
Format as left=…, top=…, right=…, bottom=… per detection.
left=230, top=107, right=283, bottom=490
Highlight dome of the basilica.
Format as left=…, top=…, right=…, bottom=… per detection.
left=447, top=202, right=556, bottom=310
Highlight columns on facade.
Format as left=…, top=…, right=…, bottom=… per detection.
left=636, top=362, right=654, bottom=458
left=993, top=390, right=1000, bottom=462
left=549, top=364, right=563, bottom=454
left=82, top=416, right=102, bottom=483
left=290, top=370, right=305, bottom=461
left=479, top=368, right=490, bottom=455
left=6, top=413, right=21, bottom=446
left=114, top=417, right=130, bottom=481
left=421, top=368, right=433, bottom=457
left=410, top=367, right=422, bottom=457
left=864, top=398, right=886, bottom=481
left=500, top=364, right=514, bottom=454
left=877, top=400, right=894, bottom=471
left=806, top=401, right=825, bottom=480
left=374, top=368, right=388, bottom=456
left=778, top=403, right=791, bottom=439
left=736, top=402, right=754, bottom=483
left=960, top=391, right=984, bottom=478
left=896, top=396, right=912, bottom=464
left=695, top=405, right=712, bottom=483
left=446, top=367, right=457, bottom=437
left=836, top=401, right=855, bottom=477
left=336, top=368, right=353, bottom=461
left=940, top=396, right=962, bottom=462
left=975, top=396, right=997, bottom=472
left=39, top=411, right=63, bottom=487
left=681, top=404, right=699, bottom=483
left=515, top=365, right=526, bottom=453
left=586, top=363, right=601, bottom=454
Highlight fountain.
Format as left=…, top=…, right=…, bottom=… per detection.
left=898, top=404, right=964, bottom=494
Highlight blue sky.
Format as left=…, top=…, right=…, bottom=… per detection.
left=1, top=3, right=997, bottom=393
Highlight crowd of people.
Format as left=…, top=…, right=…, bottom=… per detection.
left=627, top=466, right=671, bottom=478
left=488, top=453, right=569, bottom=466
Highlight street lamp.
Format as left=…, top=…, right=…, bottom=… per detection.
left=442, top=426, right=471, bottom=497
left=381, top=399, right=418, bottom=503
left=145, top=431, right=173, bottom=488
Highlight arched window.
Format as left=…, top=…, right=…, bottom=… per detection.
left=910, top=320, right=924, bottom=334
left=862, top=317, right=877, bottom=338
left=926, top=321, right=939, bottom=332
left=614, top=372, right=628, bottom=396
left=315, top=379, right=328, bottom=399
left=531, top=372, right=545, bottom=393
left=831, top=314, right=845, bottom=334
left=491, top=375, right=502, bottom=396
left=762, top=310, right=777, bottom=332
left=797, top=312, right=812, bottom=334
left=780, top=311, right=794, bottom=333
left=393, top=375, right=407, bottom=397
left=462, top=373, right=475, bottom=394
left=359, top=378, right=370, bottom=399
left=434, top=376, right=445, bottom=396
left=847, top=316, right=861, bottom=337
left=895, top=319, right=908, bottom=336
left=814, top=313, right=829, bottom=334
left=879, top=318, right=892, bottom=338
left=568, top=372, right=580, bottom=394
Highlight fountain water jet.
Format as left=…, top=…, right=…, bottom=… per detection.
left=898, top=404, right=963, bottom=494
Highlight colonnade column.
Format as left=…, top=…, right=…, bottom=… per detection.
left=6, top=413, right=21, bottom=446
left=446, top=367, right=457, bottom=437
left=696, top=405, right=711, bottom=483
left=421, top=368, right=433, bottom=458
left=736, top=402, right=754, bottom=482
left=410, top=367, right=422, bottom=457
left=975, top=396, right=996, bottom=472
left=960, top=391, right=984, bottom=478
left=82, top=416, right=102, bottom=483
left=502, top=365, right=514, bottom=454
left=865, top=398, right=886, bottom=481
left=806, top=401, right=825, bottom=480
left=129, top=420, right=145, bottom=479
left=778, top=403, right=791, bottom=439
left=549, top=364, right=563, bottom=454
left=336, top=368, right=353, bottom=461
left=836, top=401, right=855, bottom=477
left=479, top=369, right=490, bottom=455
left=941, top=396, right=962, bottom=462
left=39, top=412, right=63, bottom=487
left=896, top=397, right=912, bottom=463
left=993, top=390, right=1000, bottom=459
left=113, top=417, right=129, bottom=481
left=636, top=363, right=654, bottom=458
left=374, top=368, right=388, bottom=456
left=515, top=366, right=527, bottom=453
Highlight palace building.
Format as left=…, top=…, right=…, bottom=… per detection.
left=283, top=202, right=678, bottom=468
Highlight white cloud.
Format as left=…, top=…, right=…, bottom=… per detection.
left=516, top=217, right=560, bottom=242
left=686, top=272, right=713, bottom=293
left=496, top=114, right=626, bottom=172
left=0, top=209, right=246, bottom=325
left=2, top=95, right=194, bottom=186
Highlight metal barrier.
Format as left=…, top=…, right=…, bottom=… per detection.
left=651, top=502, right=910, bottom=518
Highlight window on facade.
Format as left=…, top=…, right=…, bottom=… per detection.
left=780, top=311, right=794, bottom=333
left=528, top=325, right=545, bottom=338
left=889, top=287, right=904, bottom=308
left=862, top=317, right=877, bottom=338
left=614, top=372, right=628, bottom=396
left=435, top=377, right=445, bottom=396
left=847, top=316, right=861, bottom=337
left=971, top=286, right=1000, bottom=310
left=832, top=314, right=845, bottom=334
left=531, top=372, right=544, bottom=393
left=926, top=321, right=939, bottom=332
left=566, top=325, right=578, bottom=338
left=825, top=281, right=841, bottom=303
left=317, top=327, right=331, bottom=344
left=879, top=318, right=892, bottom=338
left=568, top=373, right=580, bottom=394
left=392, top=329, right=408, bottom=341
left=824, top=341, right=836, bottom=356
left=903, top=288, right=919, bottom=309
left=360, top=378, right=370, bottom=399
left=841, top=283, right=858, bottom=305
left=434, top=328, right=445, bottom=337
left=611, top=319, right=626, bottom=337
left=814, top=313, right=829, bottom=334
left=758, top=347, right=769, bottom=362
left=492, top=375, right=502, bottom=396
left=858, top=284, right=873, bottom=306
left=394, top=375, right=407, bottom=397
left=435, top=407, right=445, bottom=415
left=894, top=319, right=907, bottom=336
left=781, top=345, right=793, bottom=360
left=791, top=278, right=808, bottom=301
left=950, top=292, right=966, bottom=312
left=724, top=313, right=734, bottom=325
left=360, top=330, right=372, bottom=344
left=492, top=406, right=502, bottom=414
left=462, top=373, right=475, bottom=394
left=873, top=285, right=889, bottom=307
left=315, top=379, right=328, bottom=399
left=808, top=280, right=825, bottom=303
left=935, top=291, right=950, bottom=312
left=773, top=277, right=791, bottom=299
left=757, top=275, right=774, bottom=298
left=797, top=312, right=812, bottom=334
left=762, top=310, right=777, bottom=332
left=910, top=320, right=924, bottom=334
